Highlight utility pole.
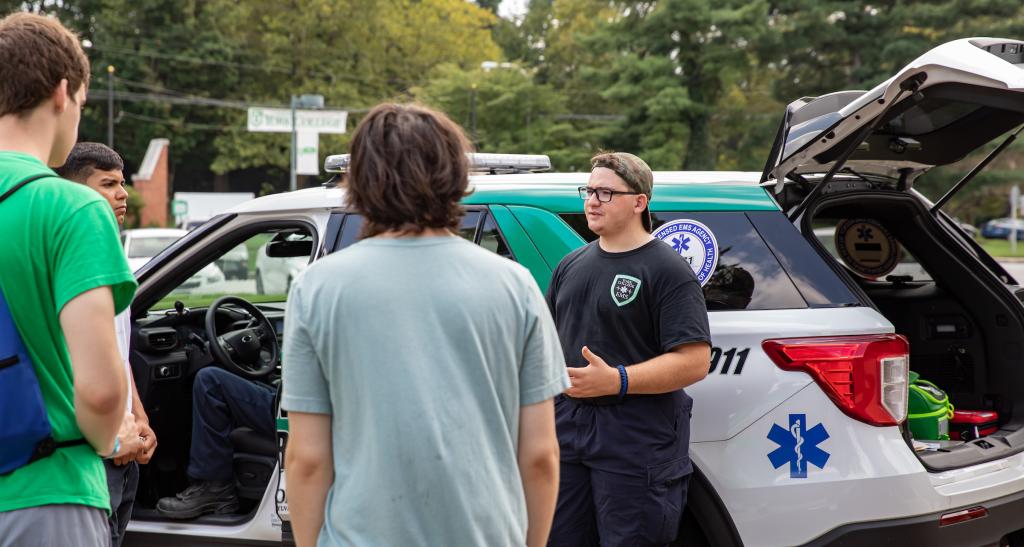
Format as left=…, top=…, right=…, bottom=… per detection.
left=107, top=65, right=115, bottom=148
left=469, top=83, right=477, bottom=142
left=290, top=95, right=297, bottom=192
left=289, top=94, right=325, bottom=192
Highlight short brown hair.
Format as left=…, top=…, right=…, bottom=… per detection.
left=591, top=152, right=653, bottom=198
left=0, top=12, right=90, bottom=118
left=591, top=151, right=654, bottom=232
left=346, top=103, right=472, bottom=238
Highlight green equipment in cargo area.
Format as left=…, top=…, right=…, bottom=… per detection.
left=907, top=371, right=954, bottom=441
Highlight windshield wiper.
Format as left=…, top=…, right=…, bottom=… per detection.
left=931, top=124, right=1024, bottom=213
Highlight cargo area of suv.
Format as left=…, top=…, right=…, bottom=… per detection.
left=802, top=188, right=1024, bottom=471
left=763, top=37, right=1024, bottom=471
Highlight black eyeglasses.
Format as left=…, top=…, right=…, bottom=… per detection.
left=578, top=186, right=640, bottom=203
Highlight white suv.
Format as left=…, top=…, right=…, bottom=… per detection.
left=121, top=38, right=1024, bottom=546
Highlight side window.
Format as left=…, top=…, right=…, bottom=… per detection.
left=337, top=214, right=365, bottom=250
left=479, top=214, right=513, bottom=259
left=153, top=227, right=313, bottom=310
left=335, top=212, right=481, bottom=250
left=654, top=212, right=806, bottom=311
left=560, top=211, right=860, bottom=311
left=749, top=212, right=863, bottom=306
left=333, top=211, right=514, bottom=260
left=459, top=211, right=482, bottom=242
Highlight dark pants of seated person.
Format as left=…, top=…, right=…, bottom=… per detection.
left=188, top=366, right=275, bottom=481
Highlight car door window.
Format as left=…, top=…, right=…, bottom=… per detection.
left=153, top=227, right=313, bottom=310
left=332, top=210, right=511, bottom=259
left=478, top=214, right=513, bottom=259
left=561, top=211, right=860, bottom=311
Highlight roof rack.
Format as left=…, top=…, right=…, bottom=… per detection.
left=323, top=153, right=551, bottom=174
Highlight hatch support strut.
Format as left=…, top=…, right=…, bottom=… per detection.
left=786, top=73, right=927, bottom=222
left=931, top=124, right=1024, bottom=213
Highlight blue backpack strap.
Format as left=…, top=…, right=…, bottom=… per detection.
left=0, top=172, right=88, bottom=474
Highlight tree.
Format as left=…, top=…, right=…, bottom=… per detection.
left=16, top=0, right=503, bottom=193
left=580, top=1, right=772, bottom=170
left=206, top=0, right=502, bottom=183
left=415, top=63, right=598, bottom=169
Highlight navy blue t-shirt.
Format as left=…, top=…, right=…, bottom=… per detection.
left=546, top=238, right=711, bottom=405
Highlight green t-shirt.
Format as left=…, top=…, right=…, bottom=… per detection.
left=0, top=152, right=136, bottom=513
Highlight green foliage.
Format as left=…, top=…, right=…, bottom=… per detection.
left=11, top=0, right=1021, bottom=223
left=124, top=185, right=145, bottom=229
left=414, top=64, right=593, bottom=168
left=977, top=237, right=1024, bottom=259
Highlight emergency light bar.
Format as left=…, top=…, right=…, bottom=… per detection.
left=324, top=153, right=551, bottom=174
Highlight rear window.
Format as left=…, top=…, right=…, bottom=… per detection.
left=560, top=211, right=860, bottom=311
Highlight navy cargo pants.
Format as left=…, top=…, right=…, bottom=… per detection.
left=187, top=367, right=276, bottom=481
left=548, top=393, right=693, bottom=547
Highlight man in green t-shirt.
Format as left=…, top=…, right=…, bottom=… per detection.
left=0, top=12, right=138, bottom=546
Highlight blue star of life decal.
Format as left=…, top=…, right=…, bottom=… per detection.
left=767, top=414, right=830, bottom=479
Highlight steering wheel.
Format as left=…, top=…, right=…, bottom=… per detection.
left=205, top=296, right=279, bottom=379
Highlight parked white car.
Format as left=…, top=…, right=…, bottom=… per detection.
left=254, top=233, right=311, bottom=295
left=122, top=228, right=225, bottom=290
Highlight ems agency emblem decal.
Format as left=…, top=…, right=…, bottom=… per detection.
left=611, top=274, right=642, bottom=307
left=653, top=219, right=719, bottom=286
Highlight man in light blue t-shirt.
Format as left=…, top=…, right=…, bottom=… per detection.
left=282, top=103, right=567, bottom=547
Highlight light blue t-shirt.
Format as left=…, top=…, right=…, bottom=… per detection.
left=281, top=236, right=568, bottom=547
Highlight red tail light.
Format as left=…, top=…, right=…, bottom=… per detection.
left=762, top=334, right=910, bottom=426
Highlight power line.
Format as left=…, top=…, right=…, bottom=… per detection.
left=114, top=77, right=191, bottom=97
left=89, top=42, right=403, bottom=87
left=90, top=88, right=370, bottom=114
left=90, top=43, right=332, bottom=79
left=89, top=88, right=279, bottom=110
left=120, top=111, right=246, bottom=132
left=554, top=114, right=626, bottom=121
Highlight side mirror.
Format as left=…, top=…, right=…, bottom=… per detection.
left=265, top=240, right=312, bottom=258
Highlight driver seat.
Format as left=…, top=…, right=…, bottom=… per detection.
left=229, top=427, right=277, bottom=500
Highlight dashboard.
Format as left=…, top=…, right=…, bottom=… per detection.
left=131, top=301, right=286, bottom=388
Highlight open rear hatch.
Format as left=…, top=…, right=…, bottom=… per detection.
left=763, top=38, right=1024, bottom=215
left=762, top=38, right=1024, bottom=471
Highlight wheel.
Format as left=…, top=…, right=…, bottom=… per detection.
left=674, top=469, right=742, bottom=547
left=205, top=296, right=279, bottom=379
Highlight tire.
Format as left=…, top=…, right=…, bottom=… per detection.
left=674, top=468, right=742, bottom=547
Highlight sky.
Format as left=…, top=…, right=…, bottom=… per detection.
left=499, top=0, right=528, bottom=19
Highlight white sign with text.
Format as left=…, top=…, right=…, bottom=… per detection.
left=247, top=107, right=347, bottom=134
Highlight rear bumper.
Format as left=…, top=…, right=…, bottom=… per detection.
left=805, top=487, right=1024, bottom=546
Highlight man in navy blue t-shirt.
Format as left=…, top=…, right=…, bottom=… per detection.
left=546, top=152, right=712, bottom=546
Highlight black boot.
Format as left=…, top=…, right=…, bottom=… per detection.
left=156, top=480, right=239, bottom=519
